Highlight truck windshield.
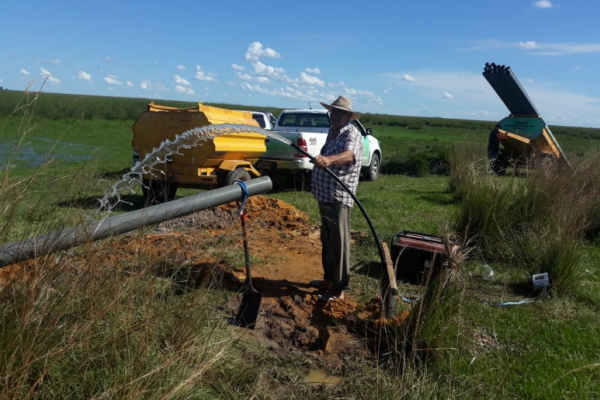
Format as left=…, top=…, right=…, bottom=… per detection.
left=279, top=113, right=330, bottom=128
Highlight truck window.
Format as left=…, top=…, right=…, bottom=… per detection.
left=313, top=115, right=330, bottom=127
left=252, top=114, right=266, bottom=128
left=352, top=120, right=366, bottom=135
left=279, top=113, right=331, bottom=128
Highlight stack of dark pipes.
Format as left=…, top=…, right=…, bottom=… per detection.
left=483, top=62, right=512, bottom=74
left=482, top=62, right=538, bottom=116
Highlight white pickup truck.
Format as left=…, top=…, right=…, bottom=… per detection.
left=255, top=109, right=382, bottom=181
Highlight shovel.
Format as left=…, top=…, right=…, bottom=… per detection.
left=235, top=209, right=262, bottom=329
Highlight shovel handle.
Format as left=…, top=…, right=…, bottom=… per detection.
left=240, top=211, right=257, bottom=293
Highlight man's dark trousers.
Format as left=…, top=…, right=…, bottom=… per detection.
left=318, top=202, right=351, bottom=290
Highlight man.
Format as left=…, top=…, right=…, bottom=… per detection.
left=310, top=96, right=363, bottom=301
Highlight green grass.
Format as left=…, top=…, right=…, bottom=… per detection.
left=1, top=90, right=600, bottom=398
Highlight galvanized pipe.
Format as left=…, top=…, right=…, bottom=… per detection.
left=0, top=176, right=273, bottom=267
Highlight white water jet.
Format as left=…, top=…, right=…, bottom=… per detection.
left=97, top=124, right=291, bottom=212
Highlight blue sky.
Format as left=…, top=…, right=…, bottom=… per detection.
left=2, top=0, right=600, bottom=127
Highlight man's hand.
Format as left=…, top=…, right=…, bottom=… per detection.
left=311, top=151, right=355, bottom=168
left=312, top=155, right=332, bottom=168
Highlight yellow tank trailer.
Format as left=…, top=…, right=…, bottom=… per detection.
left=132, top=102, right=266, bottom=204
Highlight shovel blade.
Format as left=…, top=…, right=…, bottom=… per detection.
left=235, top=291, right=262, bottom=329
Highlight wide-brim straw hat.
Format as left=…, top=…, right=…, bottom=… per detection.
left=320, top=95, right=361, bottom=120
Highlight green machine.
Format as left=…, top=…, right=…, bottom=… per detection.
left=483, top=63, right=569, bottom=174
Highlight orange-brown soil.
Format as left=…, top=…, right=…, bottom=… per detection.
left=1, top=196, right=409, bottom=367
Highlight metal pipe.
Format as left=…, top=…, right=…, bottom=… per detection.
left=0, top=176, right=273, bottom=267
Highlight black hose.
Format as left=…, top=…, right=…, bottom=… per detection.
left=290, top=143, right=386, bottom=269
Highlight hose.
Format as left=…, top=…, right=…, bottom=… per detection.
left=290, top=143, right=386, bottom=269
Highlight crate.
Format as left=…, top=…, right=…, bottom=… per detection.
left=390, top=231, right=455, bottom=284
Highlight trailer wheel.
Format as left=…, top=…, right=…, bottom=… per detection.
left=219, top=167, right=251, bottom=187
left=491, top=152, right=510, bottom=176
left=143, top=179, right=177, bottom=205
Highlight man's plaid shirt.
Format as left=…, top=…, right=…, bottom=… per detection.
left=311, top=122, right=363, bottom=207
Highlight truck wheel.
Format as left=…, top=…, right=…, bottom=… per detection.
left=143, top=179, right=177, bottom=205
left=219, top=168, right=251, bottom=187
left=363, top=153, right=380, bottom=181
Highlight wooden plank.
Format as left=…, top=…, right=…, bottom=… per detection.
left=498, top=129, right=531, bottom=144
left=382, top=242, right=398, bottom=295
left=541, top=127, right=561, bottom=159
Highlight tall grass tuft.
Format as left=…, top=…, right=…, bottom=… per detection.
left=376, top=232, right=469, bottom=378
left=0, top=247, right=232, bottom=399
left=0, top=88, right=236, bottom=399
left=449, top=146, right=600, bottom=294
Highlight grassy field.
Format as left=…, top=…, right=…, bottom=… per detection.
left=1, top=90, right=600, bottom=398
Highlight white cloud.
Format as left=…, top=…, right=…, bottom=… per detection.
left=103, top=74, right=121, bottom=85
left=403, top=74, right=416, bottom=82
left=173, top=75, right=192, bottom=86
left=328, top=81, right=347, bottom=87
left=305, top=67, right=321, bottom=75
left=252, top=61, right=285, bottom=77
left=527, top=79, right=534, bottom=84
left=345, top=88, right=375, bottom=96
left=383, top=86, right=392, bottom=94
left=384, top=69, right=600, bottom=127
left=140, top=80, right=168, bottom=91
left=234, top=71, right=270, bottom=83
left=236, top=72, right=253, bottom=81
left=77, top=70, right=92, bottom=81
left=343, top=87, right=383, bottom=108
left=20, top=69, right=30, bottom=76
left=194, top=65, right=217, bottom=82
left=245, top=41, right=282, bottom=62
left=574, top=66, right=582, bottom=70
left=468, top=39, right=600, bottom=56
left=458, top=110, right=498, bottom=118
left=175, top=85, right=195, bottom=95
left=231, top=63, right=245, bottom=71
left=299, top=72, right=325, bottom=87
left=443, top=92, right=454, bottom=99
left=35, top=58, right=62, bottom=65
left=276, top=87, right=303, bottom=99
left=241, top=82, right=270, bottom=94
left=39, top=67, right=60, bottom=84
left=534, top=43, right=600, bottom=56
left=176, top=65, right=186, bottom=71
left=534, top=0, right=553, bottom=8
left=126, top=81, right=134, bottom=87
left=104, top=56, right=114, bottom=62
left=520, top=41, right=538, bottom=49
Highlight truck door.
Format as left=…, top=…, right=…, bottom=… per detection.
left=353, top=121, right=370, bottom=165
